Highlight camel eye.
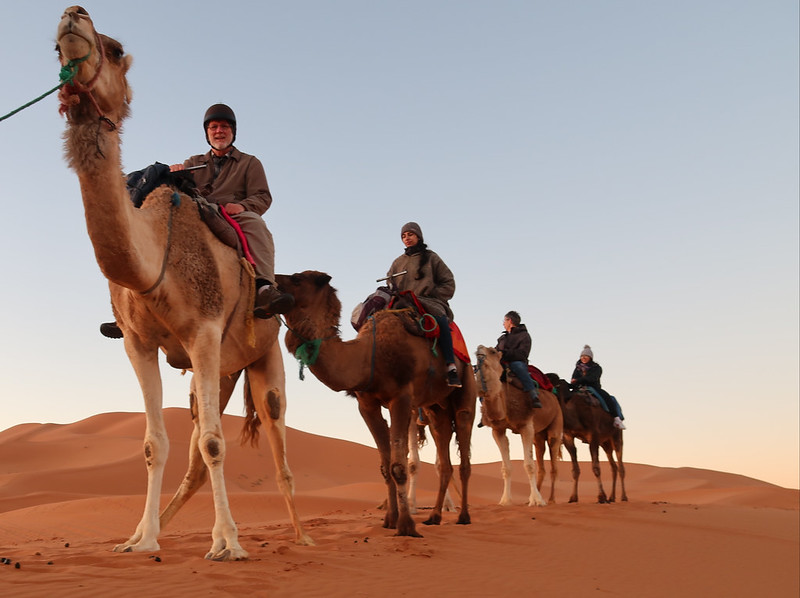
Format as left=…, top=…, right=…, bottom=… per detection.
left=76, top=6, right=89, bottom=15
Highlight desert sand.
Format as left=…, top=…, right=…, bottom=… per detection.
left=0, top=408, right=797, bottom=597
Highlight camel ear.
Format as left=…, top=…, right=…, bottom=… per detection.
left=314, top=273, right=332, bottom=287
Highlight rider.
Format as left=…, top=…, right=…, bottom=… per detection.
left=99, top=103, right=292, bottom=338
left=570, top=345, right=626, bottom=429
left=496, top=310, right=542, bottom=408
left=386, top=222, right=461, bottom=388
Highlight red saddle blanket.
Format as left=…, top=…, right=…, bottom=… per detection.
left=450, top=322, right=470, bottom=365
left=528, top=364, right=553, bottom=391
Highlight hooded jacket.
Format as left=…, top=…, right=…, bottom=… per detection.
left=496, top=323, right=532, bottom=364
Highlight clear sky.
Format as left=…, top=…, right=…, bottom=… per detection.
left=1, top=1, right=797, bottom=489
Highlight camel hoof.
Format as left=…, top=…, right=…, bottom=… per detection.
left=113, top=541, right=159, bottom=553
left=456, top=513, right=471, bottom=525
left=205, top=548, right=249, bottom=561
left=296, top=534, right=316, bottom=546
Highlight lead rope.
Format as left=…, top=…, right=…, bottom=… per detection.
left=0, top=52, right=91, bottom=123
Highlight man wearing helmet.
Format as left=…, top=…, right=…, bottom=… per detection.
left=169, top=103, right=293, bottom=317
left=99, top=103, right=292, bottom=339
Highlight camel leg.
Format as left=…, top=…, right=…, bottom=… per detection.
left=422, top=408, right=455, bottom=526
left=452, top=402, right=473, bottom=524
left=246, top=348, right=314, bottom=546
left=159, top=371, right=240, bottom=529
left=522, top=428, right=546, bottom=507
left=547, top=433, right=562, bottom=505
left=187, top=328, right=247, bottom=561
left=533, top=433, right=552, bottom=504
left=385, top=397, right=419, bottom=536
left=617, top=436, right=628, bottom=502
left=114, top=342, right=167, bottom=553
left=492, top=428, right=514, bottom=506
left=602, top=441, right=619, bottom=503
left=589, top=442, right=609, bottom=504
left=407, top=420, right=420, bottom=514
left=563, top=435, right=580, bottom=503
left=358, top=400, right=406, bottom=534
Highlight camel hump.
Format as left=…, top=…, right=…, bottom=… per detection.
left=126, top=162, right=197, bottom=207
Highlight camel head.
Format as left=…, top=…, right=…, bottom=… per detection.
left=275, top=271, right=343, bottom=336
left=474, top=345, right=504, bottom=393
left=56, top=6, right=132, bottom=125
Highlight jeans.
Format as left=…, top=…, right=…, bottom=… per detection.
left=507, top=360, right=535, bottom=392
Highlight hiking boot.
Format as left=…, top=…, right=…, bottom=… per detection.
left=254, top=284, right=295, bottom=319
left=613, top=416, right=626, bottom=430
left=446, top=369, right=462, bottom=388
left=100, top=321, right=123, bottom=339
left=528, top=389, right=542, bottom=409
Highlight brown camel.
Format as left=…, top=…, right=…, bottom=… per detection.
left=55, top=6, right=312, bottom=559
left=474, top=346, right=563, bottom=505
left=547, top=374, right=627, bottom=503
left=275, top=271, right=476, bottom=537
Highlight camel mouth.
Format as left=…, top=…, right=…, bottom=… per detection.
left=56, top=7, right=95, bottom=62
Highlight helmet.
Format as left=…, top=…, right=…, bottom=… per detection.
left=203, top=103, right=236, bottom=145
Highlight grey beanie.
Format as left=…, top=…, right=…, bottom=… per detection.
left=580, top=345, right=594, bottom=359
left=400, top=222, right=423, bottom=242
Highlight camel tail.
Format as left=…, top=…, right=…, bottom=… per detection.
left=417, top=424, right=427, bottom=448
left=240, top=371, right=261, bottom=447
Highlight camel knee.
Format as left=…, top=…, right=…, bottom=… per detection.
left=199, top=434, right=225, bottom=466
left=143, top=439, right=168, bottom=469
left=266, top=388, right=282, bottom=420
left=390, top=463, right=408, bottom=486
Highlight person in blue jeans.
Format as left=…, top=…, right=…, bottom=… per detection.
left=571, top=345, right=626, bottom=429
left=496, top=311, right=541, bottom=408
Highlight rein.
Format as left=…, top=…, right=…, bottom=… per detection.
left=140, top=193, right=181, bottom=296
left=475, top=351, right=489, bottom=396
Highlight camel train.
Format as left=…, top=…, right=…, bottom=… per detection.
left=54, top=5, right=624, bottom=560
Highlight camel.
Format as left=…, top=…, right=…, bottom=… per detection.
left=274, top=270, right=476, bottom=537
left=55, top=6, right=312, bottom=560
left=474, top=346, right=563, bottom=505
left=547, top=374, right=627, bottom=503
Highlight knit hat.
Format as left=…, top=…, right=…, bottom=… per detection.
left=580, top=345, right=594, bottom=359
left=400, top=222, right=423, bottom=242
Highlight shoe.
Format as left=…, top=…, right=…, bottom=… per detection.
left=100, top=321, right=123, bottom=339
left=528, top=389, right=542, bottom=408
left=613, top=417, right=626, bottom=430
left=254, top=284, right=295, bottom=319
left=446, top=369, right=462, bottom=388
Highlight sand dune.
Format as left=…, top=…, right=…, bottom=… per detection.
left=0, top=408, right=797, bottom=597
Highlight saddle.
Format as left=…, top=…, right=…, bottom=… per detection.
left=573, top=385, right=610, bottom=413
left=502, top=363, right=554, bottom=391
left=351, top=287, right=469, bottom=364
left=126, top=162, right=244, bottom=253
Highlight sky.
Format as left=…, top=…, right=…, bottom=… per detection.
left=1, top=1, right=797, bottom=489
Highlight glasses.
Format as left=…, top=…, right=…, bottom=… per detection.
left=207, top=123, right=232, bottom=131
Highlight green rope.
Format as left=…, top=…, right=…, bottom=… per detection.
left=295, top=339, right=323, bottom=381
left=0, top=53, right=90, bottom=123
left=418, top=313, right=439, bottom=358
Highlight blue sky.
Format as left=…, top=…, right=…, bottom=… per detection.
left=1, top=1, right=797, bottom=489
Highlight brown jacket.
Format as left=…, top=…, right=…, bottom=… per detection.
left=184, top=147, right=272, bottom=215
left=387, top=249, right=455, bottom=319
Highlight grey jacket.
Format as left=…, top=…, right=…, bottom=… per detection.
left=387, top=248, right=455, bottom=319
